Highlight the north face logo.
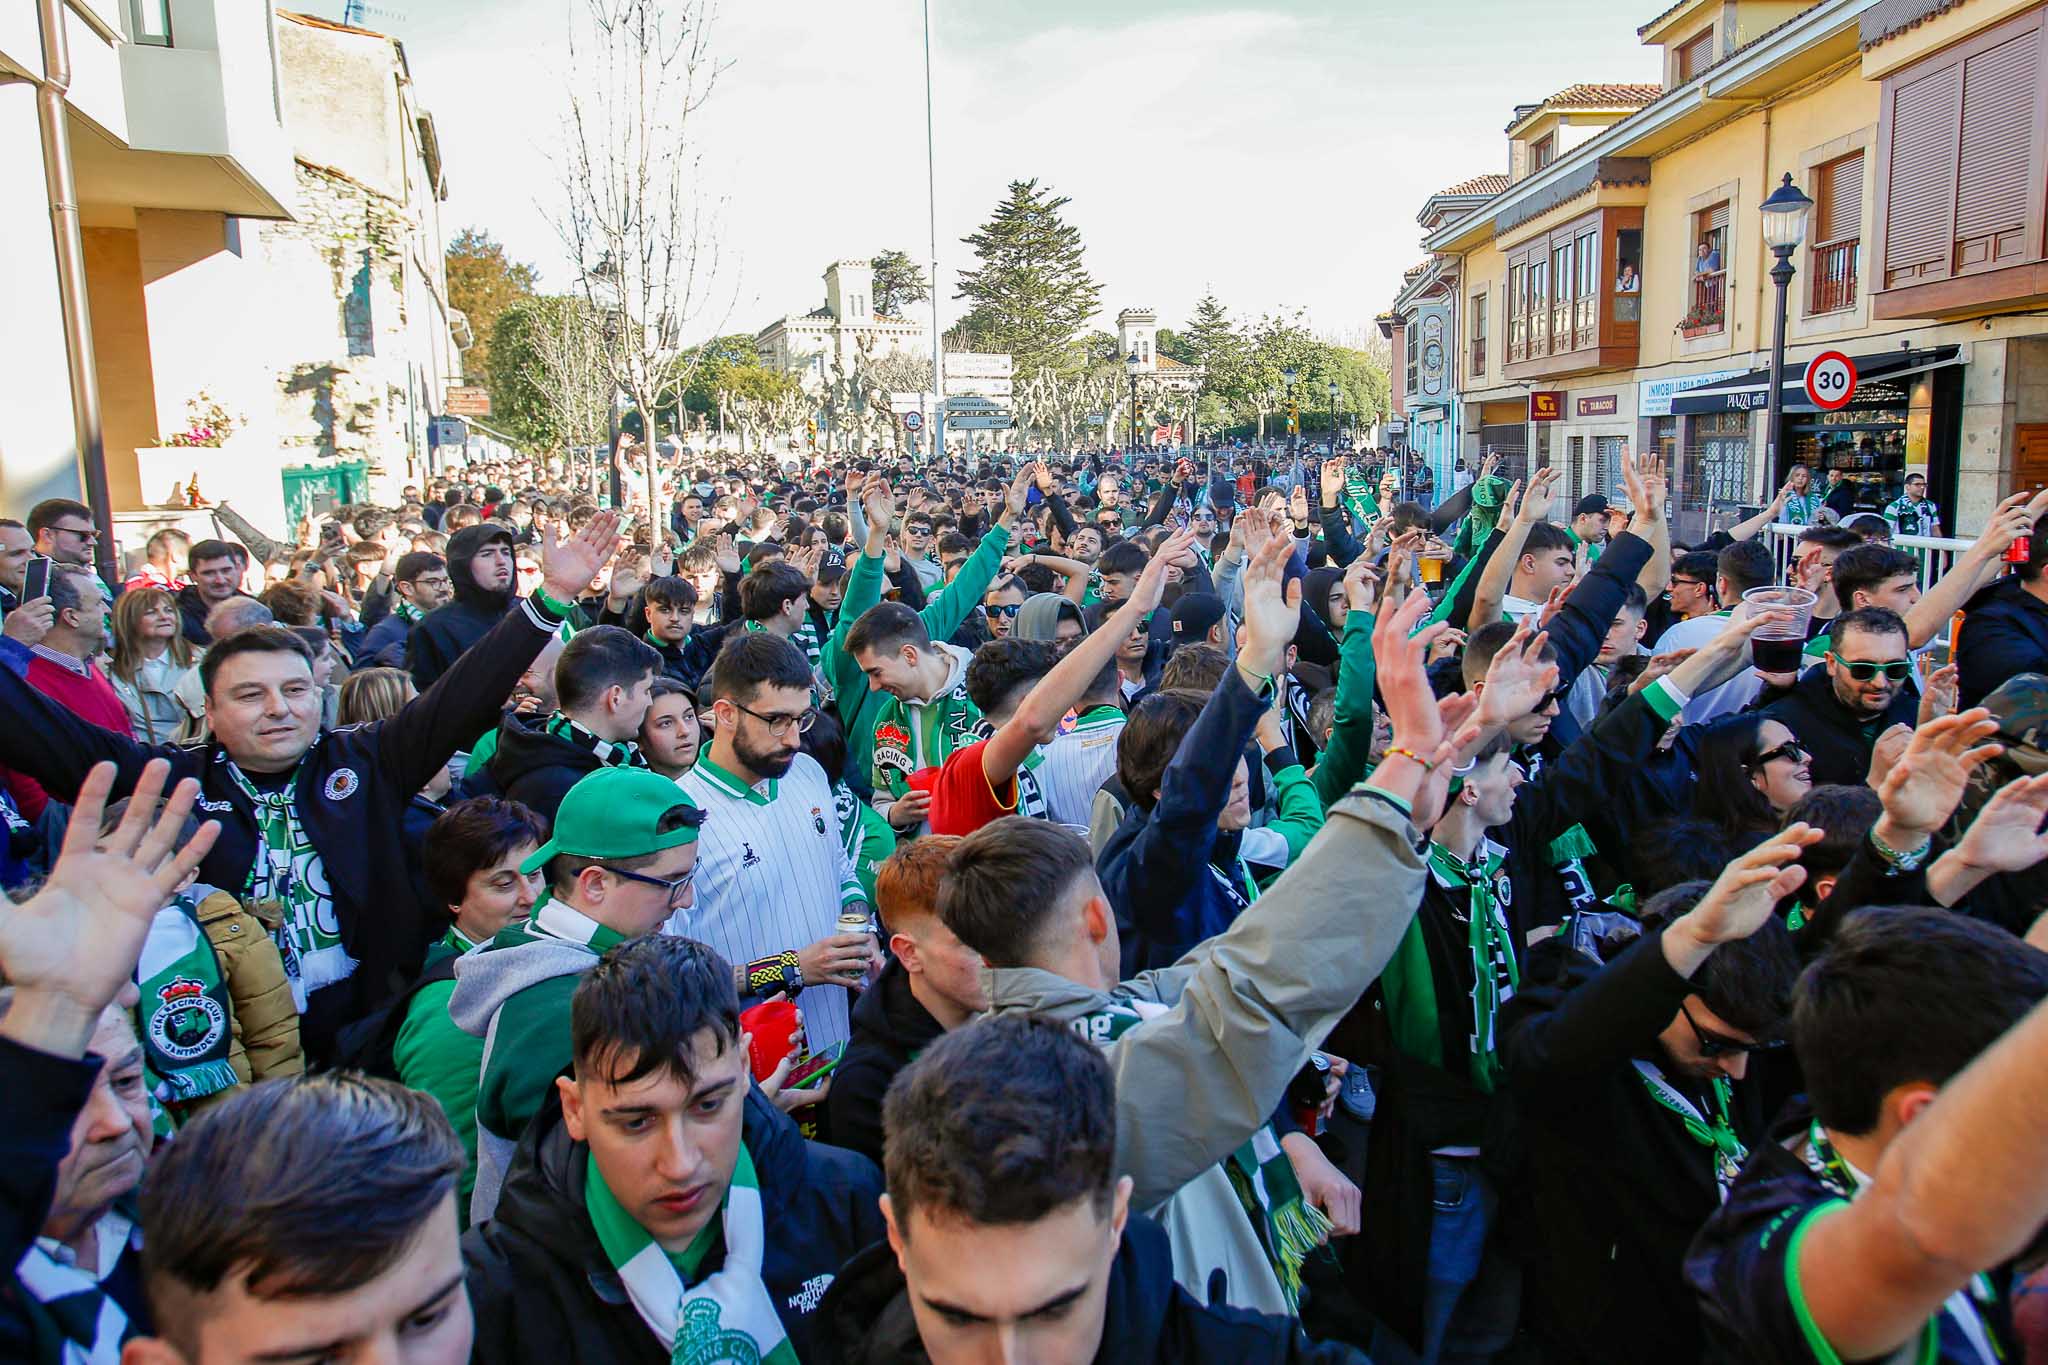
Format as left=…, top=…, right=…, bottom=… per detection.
left=786, top=1273, right=833, bottom=1315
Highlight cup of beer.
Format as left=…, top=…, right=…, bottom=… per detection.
left=1741, top=586, right=1817, bottom=674
left=1418, top=555, right=1445, bottom=585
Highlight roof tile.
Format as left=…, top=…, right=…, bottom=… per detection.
left=1436, top=173, right=1510, bottom=198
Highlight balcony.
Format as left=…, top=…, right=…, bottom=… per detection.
left=1809, top=239, right=1858, bottom=314
left=1681, top=270, right=1726, bottom=336
left=1500, top=204, right=1644, bottom=382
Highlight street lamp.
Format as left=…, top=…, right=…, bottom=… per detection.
left=1125, top=350, right=1144, bottom=457
left=1760, top=171, right=1813, bottom=484
left=1327, top=379, right=1341, bottom=452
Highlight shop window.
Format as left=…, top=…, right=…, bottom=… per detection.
left=1679, top=411, right=1753, bottom=542
left=1470, top=291, right=1488, bottom=377
left=1567, top=436, right=1586, bottom=498
left=1596, top=435, right=1628, bottom=500
left=1809, top=151, right=1863, bottom=315
left=1405, top=323, right=1418, bottom=396
left=1686, top=203, right=1728, bottom=333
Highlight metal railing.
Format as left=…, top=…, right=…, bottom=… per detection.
left=1759, top=521, right=1971, bottom=645
left=1809, top=239, right=1858, bottom=314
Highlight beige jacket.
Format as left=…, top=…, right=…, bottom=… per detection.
left=176, top=890, right=304, bottom=1116
left=982, top=784, right=1426, bottom=1313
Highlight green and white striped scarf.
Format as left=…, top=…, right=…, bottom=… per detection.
left=227, top=765, right=352, bottom=1013
left=15, top=1213, right=136, bottom=1365
left=394, top=598, right=425, bottom=625
left=1075, top=1000, right=1330, bottom=1311
left=584, top=1142, right=796, bottom=1365
left=135, top=894, right=238, bottom=1105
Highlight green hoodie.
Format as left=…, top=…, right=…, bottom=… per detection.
left=869, top=640, right=981, bottom=808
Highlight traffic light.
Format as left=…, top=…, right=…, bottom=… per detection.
left=806, top=417, right=818, bottom=451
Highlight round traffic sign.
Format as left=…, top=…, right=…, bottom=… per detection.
left=1804, top=351, right=1857, bottom=411
left=902, top=411, right=924, bottom=431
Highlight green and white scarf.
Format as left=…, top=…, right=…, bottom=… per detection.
left=1633, top=1059, right=1745, bottom=1199
left=1394, top=842, right=1519, bottom=1091
left=1074, top=1000, right=1330, bottom=1311
left=394, top=598, right=425, bottom=625
left=527, top=895, right=628, bottom=952
left=227, top=765, right=351, bottom=1013
left=584, top=1142, right=797, bottom=1365
left=1342, top=466, right=1382, bottom=534
left=135, top=895, right=238, bottom=1104
left=546, top=713, right=649, bottom=770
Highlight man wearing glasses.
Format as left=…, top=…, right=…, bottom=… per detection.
left=674, top=633, right=878, bottom=1058
left=1498, top=832, right=1802, bottom=1365
left=27, top=497, right=100, bottom=569
left=1760, top=606, right=1920, bottom=786
left=897, top=514, right=942, bottom=590
left=449, top=764, right=705, bottom=1222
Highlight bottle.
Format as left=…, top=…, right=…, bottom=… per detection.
left=186, top=472, right=204, bottom=508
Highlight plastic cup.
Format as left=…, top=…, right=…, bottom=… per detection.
left=1742, top=585, right=1817, bottom=673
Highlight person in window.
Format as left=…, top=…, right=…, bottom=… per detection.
left=1695, top=241, right=1722, bottom=275
left=1617, top=262, right=1640, bottom=293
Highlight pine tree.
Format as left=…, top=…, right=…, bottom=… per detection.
left=955, top=179, right=1102, bottom=378
left=870, top=249, right=930, bottom=318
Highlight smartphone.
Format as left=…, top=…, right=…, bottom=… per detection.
left=785, top=1040, right=846, bottom=1091
left=22, top=555, right=52, bottom=604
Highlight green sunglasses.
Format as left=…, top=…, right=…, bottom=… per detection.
left=1827, top=653, right=1912, bottom=682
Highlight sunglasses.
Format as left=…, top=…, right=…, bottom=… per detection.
left=1130, top=617, right=1150, bottom=636
left=1827, top=653, right=1912, bottom=682
left=1682, top=1002, right=1785, bottom=1058
left=1747, top=740, right=1808, bottom=768
left=985, top=602, right=1022, bottom=618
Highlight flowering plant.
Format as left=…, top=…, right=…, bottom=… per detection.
left=165, top=392, right=240, bottom=448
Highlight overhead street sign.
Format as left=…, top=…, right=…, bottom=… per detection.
left=944, top=395, right=1003, bottom=412
left=949, top=414, right=1013, bottom=430
left=1804, top=351, right=1857, bottom=411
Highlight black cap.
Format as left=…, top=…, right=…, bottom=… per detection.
left=1574, top=494, right=1610, bottom=517
left=816, top=549, right=848, bottom=583
left=1170, top=592, right=1228, bottom=646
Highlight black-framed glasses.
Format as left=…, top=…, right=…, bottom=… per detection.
left=985, top=602, right=1022, bottom=618
left=1682, top=1002, right=1785, bottom=1058
left=733, top=700, right=817, bottom=737
left=1827, top=654, right=1912, bottom=682
left=607, top=863, right=697, bottom=905
left=1747, top=740, right=1809, bottom=769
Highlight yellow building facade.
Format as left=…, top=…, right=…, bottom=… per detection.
left=1418, top=0, right=2048, bottom=541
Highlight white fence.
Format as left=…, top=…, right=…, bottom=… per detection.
left=1757, top=522, right=1972, bottom=647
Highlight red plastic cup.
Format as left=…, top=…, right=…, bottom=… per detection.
left=741, top=998, right=799, bottom=1080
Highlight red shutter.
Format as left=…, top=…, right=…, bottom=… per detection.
left=1816, top=151, right=1863, bottom=244
left=1953, top=31, right=2038, bottom=270
left=1883, top=63, right=1962, bottom=286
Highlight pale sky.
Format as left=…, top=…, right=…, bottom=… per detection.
left=335, top=0, right=1660, bottom=345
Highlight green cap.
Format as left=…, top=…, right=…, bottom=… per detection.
left=520, top=767, right=703, bottom=874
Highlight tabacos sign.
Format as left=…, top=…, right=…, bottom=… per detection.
left=1529, top=392, right=1564, bottom=422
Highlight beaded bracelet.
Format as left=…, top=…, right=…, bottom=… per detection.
left=1381, top=745, right=1437, bottom=771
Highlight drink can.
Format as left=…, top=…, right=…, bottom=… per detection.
left=839, top=910, right=881, bottom=990
left=2006, top=534, right=2031, bottom=565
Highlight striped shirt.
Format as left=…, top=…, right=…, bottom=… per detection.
left=669, top=751, right=865, bottom=1052
left=1037, top=704, right=1126, bottom=835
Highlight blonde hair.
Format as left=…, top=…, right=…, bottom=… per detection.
left=109, top=586, right=194, bottom=683
left=337, top=667, right=416, bottom=726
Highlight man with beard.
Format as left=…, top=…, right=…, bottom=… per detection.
left=1760, top=606, right=1920, bottom=787
left=669, top=633, right=877, bottom=1058
left=409, top=524, right=521, bottom=690
left=357, top=551, right=453, bottom=668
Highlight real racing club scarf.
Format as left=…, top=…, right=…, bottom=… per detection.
left=134, top=894, right=238, bottom=1105
left=583, top=1141, right=796, bottom=1364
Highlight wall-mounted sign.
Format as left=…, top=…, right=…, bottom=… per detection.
left=1577, top=394, right=1619, bottom=417
left=444, top=386, right=492, bottom=417
left=1530, top=391, right=1564, bottom=422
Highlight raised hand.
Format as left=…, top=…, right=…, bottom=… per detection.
left=1668, top=824, right=1823, bottom=970
left=1321, top=457, right=1348, bottom=508
left=1876, top=708, right=2004, bottom=841
left=1238, top=521, right=1305, bottom=681
left=1372, top=589, right=1455, bottom=753
left=541, top=508, right=624, bottom=602
left=1289, top=484, right=1311, bottom=525
left=1033, top=460, right=1055, bottom=493
left=0, top=760, right=220, bottom=1057
left=1517, top=467, right=1562, bottom=525
left=1131, top=528, right=1198, bottom=615
left=861, top=475, right=896, bottom=539
left=1003, top=465, right=1033, bottom=521
left=715, top=533, right=742, bottom=577
left=1476, top=621, right=1560, bottom=731
left=1917, top=661, right=1959, bottom=727
left=1949, top=773, right=2048, bottom=875
left=1341, top=552, right=1381, bottom=613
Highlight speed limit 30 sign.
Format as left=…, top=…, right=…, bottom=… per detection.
left=1803, top=351, right=1858, bottom=411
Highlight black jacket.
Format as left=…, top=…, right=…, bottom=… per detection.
left=1497, top=924, right=1771, bottom=1365
left=817, top=1212, right=1363, bottom=1364
left=1958, top=574, right=2048, bottom=709
left=174, top=583, right=258, bottom=647
left=409, top=525, right=517, bottom=690
left=1758, top=663, right=1917, bottom=788
left=827, top=958, right=946, bottom=1166
left=0, top=597, right=565, bottom=1064
left=484, top=710, right=605, bottom=827
left=463, top=1086, right=885, bottom=1365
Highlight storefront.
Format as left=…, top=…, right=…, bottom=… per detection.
left=1474, top=399, right=1531, bottom=482
left=1669, top=346, right=1962, bottom=524
left=1639, top=367, right=1750, bottom=543
left=1407, top=402, right=1456, bottom=495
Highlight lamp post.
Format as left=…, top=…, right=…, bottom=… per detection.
left=1760, top=171, right=1813, bottom=485
left=1327, top=379, right=1341, bottom=453
left=1125, top=350, right=1143, bottom=457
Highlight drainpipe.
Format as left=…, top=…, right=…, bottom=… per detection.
left=34, top=0, right=117, bottom=584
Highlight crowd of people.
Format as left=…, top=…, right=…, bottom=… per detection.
left=4, top=435, right=2048, bottom=1364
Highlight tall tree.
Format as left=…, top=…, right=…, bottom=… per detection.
left=489, top=295, right=613, bottom=455
left=870, top=249, right=930, bottom=319
left=446, top=228, right=539, bottom=384
left=1176, top=293, right=1251, bottom=417
left=955, top=179, right=1101, bottom=379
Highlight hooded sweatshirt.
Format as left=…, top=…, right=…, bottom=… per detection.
left=448, top=913, right=604, bottom=1224
left=483, top=709, right=610, bottom=826
left=825, top=957, right=947, bottom=1166
left=408, top=524, right=516, bottom=690
left=817, top=1214, right=1364, bottom=1365
left=868, top=641, right=979, bottom=825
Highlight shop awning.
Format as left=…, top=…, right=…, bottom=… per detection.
left=1667, top=345, right=1962, bottom=416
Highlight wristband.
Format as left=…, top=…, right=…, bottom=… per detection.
left=1381, top=746, right=1437, bottom=771
left=1870, top=829, right=1932, bottom=872
left=743, top=950, right=804, bottom=999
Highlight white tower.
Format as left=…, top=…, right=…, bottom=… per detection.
left=1116, top=306, right=1158, bottom=366
left=825, top=259, right=875, bottom=322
